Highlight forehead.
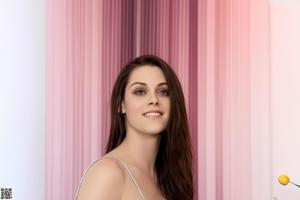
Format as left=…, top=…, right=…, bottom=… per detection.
left=127, top=65, right=167, bottom=86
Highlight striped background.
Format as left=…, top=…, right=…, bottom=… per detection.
left=43, top=0, right=300, bottom=200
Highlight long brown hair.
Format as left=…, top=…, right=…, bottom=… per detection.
left=106, top=55, right=193, bottom=199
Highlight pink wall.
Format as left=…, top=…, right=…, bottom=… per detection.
left=46, top=0, right=280, bottom=199
left=271, top=2, right=300, bottom=199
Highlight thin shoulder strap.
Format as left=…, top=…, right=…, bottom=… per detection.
left=75, top=157, right=103, bottom=199
left=103, top=156, right=145, bottom=200
left=75, top=156, right=145, bottom=200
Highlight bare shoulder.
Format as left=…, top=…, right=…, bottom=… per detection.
left=76, top=157, right=125, bottom=200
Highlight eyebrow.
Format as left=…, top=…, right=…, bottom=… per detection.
left=129, top=82, right=168, bottom=88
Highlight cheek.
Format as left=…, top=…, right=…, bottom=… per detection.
left=164, top=100, right=171, bottom=120
left=125, top=101, right=143, bottom=116
left=125, top=104, right=145, bottom=127
left=164, top=99, right=171, bottom=112
left=124, top=94, right=142, bottom=111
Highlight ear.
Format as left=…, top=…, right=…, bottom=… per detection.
left=121, top=101, right=126, bottom=114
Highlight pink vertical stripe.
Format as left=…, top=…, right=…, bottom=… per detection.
left=45, top=0, right=267, bottom=199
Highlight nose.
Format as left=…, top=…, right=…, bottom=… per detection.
left=148, top=92, right=159, bottom=105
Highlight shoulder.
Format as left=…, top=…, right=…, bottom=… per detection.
left=76, top=157, right=126, bottom=200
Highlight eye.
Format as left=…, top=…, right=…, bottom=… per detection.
left=134, top=89, right=146, bottom=95
left=160, top=89, right=169, bottom=96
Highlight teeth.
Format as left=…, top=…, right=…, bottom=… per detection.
left=144, top=112, right=162, bottom=117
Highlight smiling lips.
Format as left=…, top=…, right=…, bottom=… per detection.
left=143, top=110, right=163, bottom=118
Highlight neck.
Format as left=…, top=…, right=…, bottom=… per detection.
left=119, top=129, right=161, bottom=175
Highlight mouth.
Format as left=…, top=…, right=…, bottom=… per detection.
left=143, top=111, right=163, bottom=119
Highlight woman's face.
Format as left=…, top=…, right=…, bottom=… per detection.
left=121, top=65, right=170, bottom=136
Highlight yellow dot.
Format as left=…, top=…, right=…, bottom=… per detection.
left=278, top=175, right=289, bottom=185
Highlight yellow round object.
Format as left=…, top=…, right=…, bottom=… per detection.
left=278, top=175, right=289, bottom=185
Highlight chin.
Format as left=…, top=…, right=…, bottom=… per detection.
left=142, top=127, right=166, bottom=135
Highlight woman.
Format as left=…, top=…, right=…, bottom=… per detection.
left=76, top=55, right=193, bottom=200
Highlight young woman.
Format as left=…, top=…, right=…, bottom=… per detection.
left=76, top=55, right=193, bottom=200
